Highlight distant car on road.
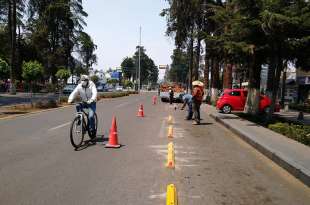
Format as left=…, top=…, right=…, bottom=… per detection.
left=115, top=86, right=123, bottom=91
left=216, top=89, right=280, bottom=114
left=63, top=84, right=77, bottom=95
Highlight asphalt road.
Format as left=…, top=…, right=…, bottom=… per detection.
left=0, top=93, right=309, bottom=205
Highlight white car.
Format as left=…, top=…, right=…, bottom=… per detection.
left=115, top=86, right=123, bottom=91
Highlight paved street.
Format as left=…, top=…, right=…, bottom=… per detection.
left=0, top=92, right=309, bottom=205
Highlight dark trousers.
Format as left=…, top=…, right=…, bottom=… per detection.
left=169, top=96, right=173, bottom=104
left=76, top=102, right=96, bottom=131
left=186, top=103, right=193, bottom=120
left=192, top=101, right=201, bottom=123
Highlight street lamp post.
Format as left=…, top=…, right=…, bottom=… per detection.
left=138, top=26, right=141, bottom=93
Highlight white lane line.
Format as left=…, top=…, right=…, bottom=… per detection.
left=115, top=102, right=130, bottom=108
left=48, top=122, right=71, bottom=131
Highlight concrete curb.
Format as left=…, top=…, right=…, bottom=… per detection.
left=210, top=113, right=310, bottom=187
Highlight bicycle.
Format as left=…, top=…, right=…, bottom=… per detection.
left=70, top=102, right=98, bottom=149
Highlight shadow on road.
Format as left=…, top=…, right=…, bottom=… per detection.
left=197, top=122, right=213, bottom=125
left=74, top=135, right=109, bottom=151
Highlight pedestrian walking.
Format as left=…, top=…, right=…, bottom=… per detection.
left=181, top=93, right=193, bottom=120
left=169, top=87, right=174, bottom=105
left=192, top=81, right=204, bottom=125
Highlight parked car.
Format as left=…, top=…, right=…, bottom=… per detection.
left=96, top=83, right=107, bottom=92
left=216, top=89, right=280, bottom=114
left=62, top=84, right=77, bottom=95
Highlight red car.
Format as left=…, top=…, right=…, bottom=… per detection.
left=216, top=89, right=280, bottom=114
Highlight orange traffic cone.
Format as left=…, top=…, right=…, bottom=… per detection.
left=137, top=104, right=145, bottom=117
left=105, top=116, right=121, bottom=148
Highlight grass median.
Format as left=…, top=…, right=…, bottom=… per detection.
left=0, top=91, right=138, bottom=119
left=236, top=113, right=310, bottom=147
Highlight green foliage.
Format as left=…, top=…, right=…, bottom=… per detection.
left=132, top=46, right=158, bottom=85
left=22, top=60, right=43, bottom=82
left=0, top=0, right=95, bottom=83
left=168, top=48, right=188, bottom=83
left=0, top=57, right=9, bottom=79
left=107, top=79, right=119, bottom=85
left=78, top=31, right=97, bottom=69
left=123, top=80, right=134, bottom=88
left=121, top=57, right=135, bottom=79
left=90, top=75, right=99, bottom=84
left=34, top=99, right=58, bottom=109
left=55, top=68, right=71, bottom=80
left=98, top=92, right=129, bottom=99
left=268, top=123, right=310, bottom=146
left=289, top=103, right=310, bottom=113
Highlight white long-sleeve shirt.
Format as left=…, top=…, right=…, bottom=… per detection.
left=68, top=81, right=97, bottom=103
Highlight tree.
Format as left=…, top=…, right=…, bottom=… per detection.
left=0, top=57, right=9, bottom=79
left=168, top=48, right=188, bottom=83
left=107, top=79, right=118, bottom=86
left=22, top=60, right=43, bottom=83
left=132, top=46, right=158, bottom=87
left=55, top=67, right=71, bottom=82
left=121, top=57, right=135, bottom=80
left=55, top=67, right=70, bottom=100
left=22, top=60, right=43, bottom=97
left=77, top=31, right=97, bottom=70
left=90, top=75, right=99, bottom=84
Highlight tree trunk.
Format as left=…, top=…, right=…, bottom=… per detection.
left=266, top=57, right=276, bottom=98
left=267, top=56, right=283, bottom=121
left=244, top=55, right=261, bottom=114
left=223, top=63, right=232, bottom=89
left=281, top=68, right=287, bottom=106
left=188, top=30, right=194, bottom=92
left=211, top=58, right=220, bottom=104
left=194, top=38, right=201, bottom=81
left=204, top=54, right=209, bottom=96
left=9, top=0, right=16, bottom=95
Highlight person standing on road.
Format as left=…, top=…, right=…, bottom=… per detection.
left=192, top=82, right=204, bottom=125
left=169, top=87, right=174, bottom=105
left=181, top=93, right=193, bottom=120
left=68, top=75, right=98, bottom=133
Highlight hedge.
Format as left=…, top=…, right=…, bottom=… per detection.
left=268, top=122, right=310, bottom=146
left=289, top=103, right=310, bottom=113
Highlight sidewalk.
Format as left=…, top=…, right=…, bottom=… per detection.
left=275, top=110, right=310, bottom=125
left=203, top=104, right=310, bottom=187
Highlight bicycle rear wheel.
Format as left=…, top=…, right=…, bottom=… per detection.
left=88, top=112, right=98, bottom=140
left=70, top=116, right=85, bottom=148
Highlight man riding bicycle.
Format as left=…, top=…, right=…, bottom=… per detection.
left=68, top=75, right=98, bottom=135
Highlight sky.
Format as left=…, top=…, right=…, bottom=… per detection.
left=83, top=0, right=175, bottom=79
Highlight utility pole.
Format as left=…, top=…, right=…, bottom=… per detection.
left=138, top=26, right=141, bottom=93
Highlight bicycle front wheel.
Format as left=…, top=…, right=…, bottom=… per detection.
left=70, top=116, right=85, bottom=149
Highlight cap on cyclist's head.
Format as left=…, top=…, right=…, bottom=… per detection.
left=80, top=75, right=89, bottom=81
left=81, top=75, right=90, bottom=88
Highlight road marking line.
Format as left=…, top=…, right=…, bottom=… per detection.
left=166, top=142, right=175, bottom=169
left=149, top=193, right=166, bottom=199
left=115, top=102, right=129, bottom=108
left=166, top=184, right=178, bottom=205
left=48, top=122, right=71, bottom=131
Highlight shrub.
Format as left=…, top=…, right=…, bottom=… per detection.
left=59, top=96, right=69, bottom=103
left=268, top=122, right=310, bottom=146
left=34, top=99, right=58, bottom=109
left=46, top=83, right=56, bottom=93
left=289, top=103, right=310, bottom=113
